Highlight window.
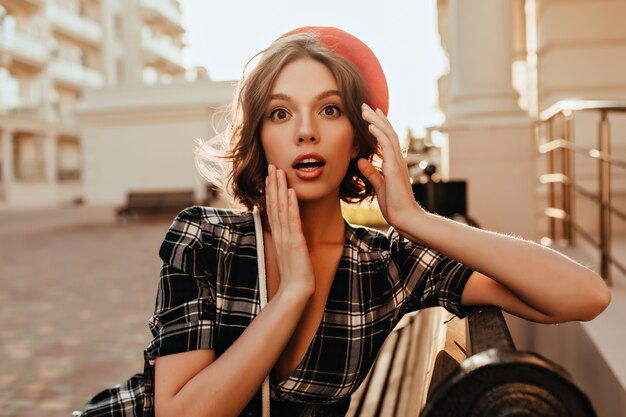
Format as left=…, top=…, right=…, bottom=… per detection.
left=57, top=137, right=80, bottom=181
left=114, top=13, right=123, bottom=41
left=0, top=68, right=19, bottom=109
left=14, top=134, right=45, bottom=182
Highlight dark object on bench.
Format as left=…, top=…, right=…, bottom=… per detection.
left=412, top=164, right=479, bottom=227
left=116, top=190, right=195, bottom=221
left=347, top=307, right=596, bottom=417
left=423, top=307, right=595, bottom=417
left=412, top=180, right=467, bottom=218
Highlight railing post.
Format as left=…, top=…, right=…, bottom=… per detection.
left=561, top=111, right=574, bottom=245
left=539, top=100, right=626, bottom=286
left=547, top=119, right=556, bottom=242
left=599, top=110, right=612, bottom=284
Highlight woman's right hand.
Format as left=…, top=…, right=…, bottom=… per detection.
left=265, top=164, right=316, bottom=296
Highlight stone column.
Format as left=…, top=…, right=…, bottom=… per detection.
left=44, top=134, right=57, bottom=184
left=446, top=0, right=526, bottom=124
left=1, top=129, right=14, bottom=184
left=123, top=0, right=143, bottom=84
left=440, top=0, right=536, bottom=239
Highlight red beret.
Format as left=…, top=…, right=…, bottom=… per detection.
left=278, top=26, right=389, bottom=116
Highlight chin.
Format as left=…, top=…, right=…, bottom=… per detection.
left=291, top=185, right=339, bottom=203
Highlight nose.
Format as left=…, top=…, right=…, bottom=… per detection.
left=295, top=113, right=318, bottom=144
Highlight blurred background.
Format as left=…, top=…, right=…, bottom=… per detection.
left=0, top=0, right=625, bottom=416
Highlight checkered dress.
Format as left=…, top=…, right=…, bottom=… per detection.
left=76, top=206, right=474, bottom=417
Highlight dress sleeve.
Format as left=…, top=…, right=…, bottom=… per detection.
left=388, top=228, right=475, bottom=318
left=145, top=207, right=217, bottom=362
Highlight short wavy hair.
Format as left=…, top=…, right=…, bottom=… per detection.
left=201, top=33, right=383, bottom=211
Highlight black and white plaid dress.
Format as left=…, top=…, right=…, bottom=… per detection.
left=76, top=206, right=474, bottom=417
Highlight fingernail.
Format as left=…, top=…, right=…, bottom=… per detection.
left=268, top=164, right=274, bottom=174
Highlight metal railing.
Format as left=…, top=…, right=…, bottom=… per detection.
left=536, top=100, right=626, bottom=285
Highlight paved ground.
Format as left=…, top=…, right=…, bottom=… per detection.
left=0, top=206, right=175, bottom=417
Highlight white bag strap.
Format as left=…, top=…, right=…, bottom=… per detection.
left=252, top=207, right=271, bottom=417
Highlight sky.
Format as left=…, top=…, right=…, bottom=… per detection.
left=178, top=0, right=448, bottom=139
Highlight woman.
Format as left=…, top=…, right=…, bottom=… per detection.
left=76, top=26, right=610, bottom=417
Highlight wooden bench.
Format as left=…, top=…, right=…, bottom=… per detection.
left=347, top=306, right=596, bottom=417
left=116, top=190, right=195, bottom=221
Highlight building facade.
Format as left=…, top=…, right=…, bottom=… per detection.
left=436, top=0, right=626, bottom=241
left=436, top=1, right=626, bottom=415
left=0, top=0, right=187, bottom=207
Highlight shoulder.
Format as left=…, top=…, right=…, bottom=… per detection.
left=345, top=221, right=433, bottom=263
left=344, top=221, right=392, bottom=260
left=169, top=205, right=252, bottom=227
left=158, top=206, right=254, bottom=275
left=345, top=221, right=409, bottom=252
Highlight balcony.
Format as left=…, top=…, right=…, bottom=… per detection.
left=0, top=97, right=48, bottom=119
left=53, top=105, right=80, bottom=134
left=140, top=0, right=184, bottom=34
left=0, top=0, right=43, bottom=14
left=46, top=3, right=102, bottom=47
left=0, top=30, right=48, bottom=70
left=141, top=32, right=185, bottom=72
left=49, top=59, right=104, bottom=90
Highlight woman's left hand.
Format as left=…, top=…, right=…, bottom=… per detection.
left=357, top=103, right=424, bottom=229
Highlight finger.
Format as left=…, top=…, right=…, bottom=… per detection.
left=276, top=169, right=289, bottom=237
left=363, top=109, right=409, bottom=177
left=287, top=188, right=303, bottom=237
left=374, top=108, right=403, bottom=155
left=361, top=107, right=396, bottom=157
left=362, top=104, right=402, bottom=155
left=266, top=165, right=280, bottom=235
left=368, top=123, right=403, bottom=173
left=357, top=158, right=384, bottom=194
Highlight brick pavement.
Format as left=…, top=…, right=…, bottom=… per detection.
left=0, top=207, right=175, bottom=417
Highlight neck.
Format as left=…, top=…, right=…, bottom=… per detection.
left=298, top=196, right=345, bottom=245
left=262, top=194, right=345, bottom=246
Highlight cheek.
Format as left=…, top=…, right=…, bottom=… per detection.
left=338, top=125, right=356, bottom=156
left=332, top=127, right=356, bottom=175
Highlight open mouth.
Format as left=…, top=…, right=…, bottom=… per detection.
left=294, top=158, right=326, bottom=172
left=292, top=153, right=327, bottom=180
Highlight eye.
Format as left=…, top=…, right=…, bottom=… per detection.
left=268, top=108, right=290, bottom=121
left=322, top=105, right=342, bottom=117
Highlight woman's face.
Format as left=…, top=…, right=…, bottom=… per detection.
left=260, top=58, right=357, bottom=203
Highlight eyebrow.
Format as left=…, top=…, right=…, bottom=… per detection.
left=268, top=89, right=342, bottom=102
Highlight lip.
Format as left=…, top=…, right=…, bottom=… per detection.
left=294, top=165, right=325, bottom=180
left=292, top=152, right=326, bottom=181
left=291, top=152, right=326, bottom=167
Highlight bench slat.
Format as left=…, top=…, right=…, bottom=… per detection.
left=358, top=330, right=399, bottom=417
left=394, top=313, right=424, bottom=417
left=379, top=320, right=412, bottom=416
left=345, top=364, right=372, bottom=417
left=348, top=309, right=449, bottom=417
